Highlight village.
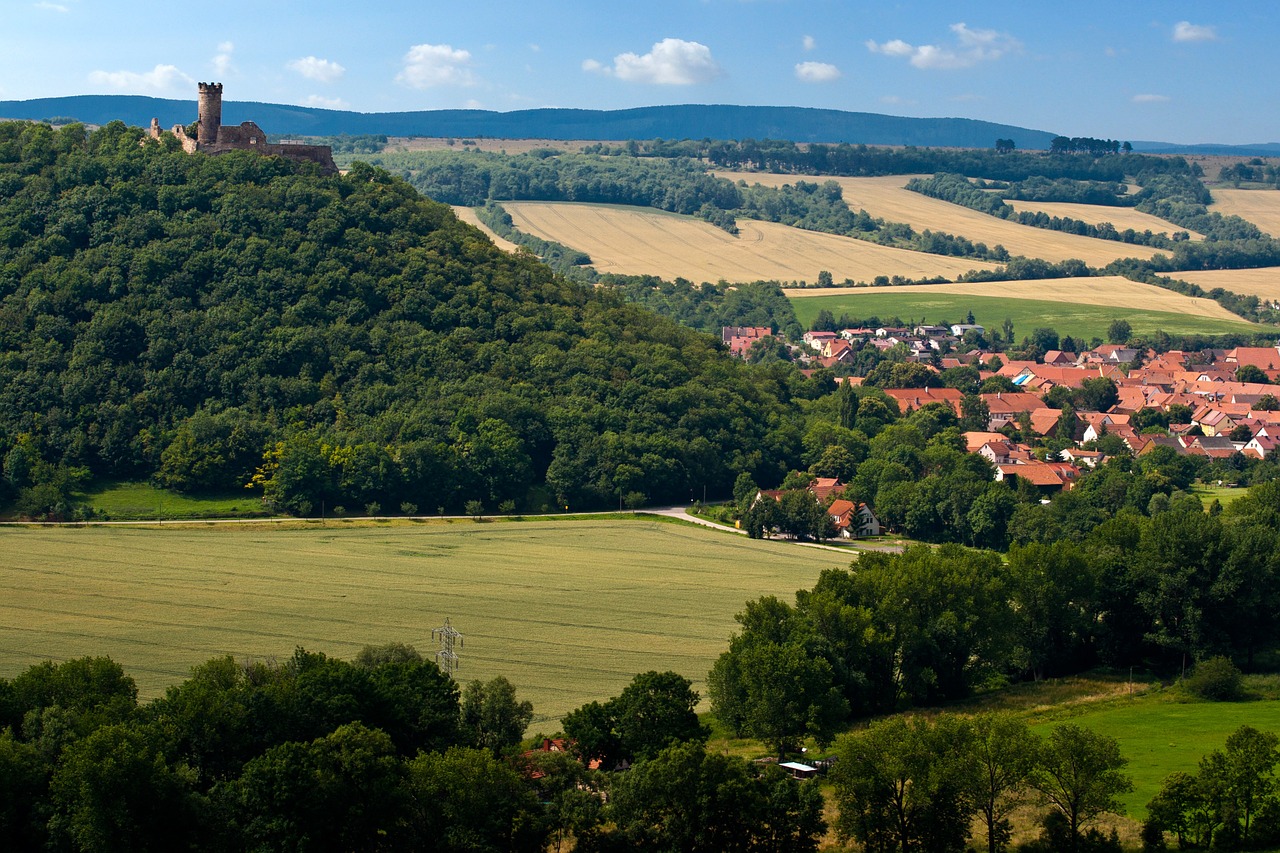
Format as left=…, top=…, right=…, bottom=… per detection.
left=725, top=322, right=1280, bottom=539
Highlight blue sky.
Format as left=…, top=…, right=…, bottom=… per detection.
left=4, top=1, right=1276, bottom=144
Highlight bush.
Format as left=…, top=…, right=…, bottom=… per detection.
left=1184, top=656, right=1244, bottom=701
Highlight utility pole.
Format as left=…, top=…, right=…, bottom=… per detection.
left=432, top=617, right=463, bottom=674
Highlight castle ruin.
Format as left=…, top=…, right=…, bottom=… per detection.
left=149, top=83, right=338, bottom=175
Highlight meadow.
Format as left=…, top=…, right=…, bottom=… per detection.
left=715, top=172, right=1163, bottom=266
left=501, top=201, right=998, bottom=284
left=0, top=519, right=841, bottom=722
left=1027, top=690, right=1280, bottom=817
left=1211, top=187, right=1280, bottom=237
left=786, top=277, right=1259, bottom=341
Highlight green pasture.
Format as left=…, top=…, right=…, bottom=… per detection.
left=1192, top=482, right=1250, bottom=509
left=82, top=481, right=273, bottom=520
left=789, top=292, right=1258, bottom=343
left=1029, top=692, right=1280, bottom=817
left=0, top=519, right=841, bottom=723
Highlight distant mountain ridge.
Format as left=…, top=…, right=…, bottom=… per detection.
left=2, top=95, right=1274, bottom=154
left=0, top=95, right=1060, bottom=148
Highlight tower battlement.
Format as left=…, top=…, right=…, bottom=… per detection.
left=148, top=83, right=337, bottom=175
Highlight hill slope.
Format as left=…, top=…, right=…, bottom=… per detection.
left=0, top=96, right=1060, bottom=148
left=0, top=120, right=805, bottom=517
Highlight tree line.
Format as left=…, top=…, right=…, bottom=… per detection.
left=0, top=652, right=824, bottom=852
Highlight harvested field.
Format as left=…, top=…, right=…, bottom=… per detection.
left=450, top=206, right=522, bottom=253
left=1175, top=266, right=1280, bottom=301
left=0, top=520, right=838, bottom=720
left=1005, top=199, right=1203, bottom=239
left=502, top=201, right=997, bottom=284
left=716, top=172, right=1162, bottom=266
left=1210, top=187, right=1280, bottom=237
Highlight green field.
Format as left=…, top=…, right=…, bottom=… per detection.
left=1030, top=693, right=1280, bottom=817
left=790, top=293, right=1258, bottom=343
left=0, top=519, right=842, bottom=723
left=81, top=481, right=273, bottom=520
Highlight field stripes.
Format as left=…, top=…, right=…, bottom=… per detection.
left=502, top=201, right=997, bottom=284
left=0, top=521, right=840, bottom=719
left=1174, top=266, right=1280, bottom=301
left=1005, top=199, right=1202, bottom=239
left=716, top=172, right=1162, bottom=266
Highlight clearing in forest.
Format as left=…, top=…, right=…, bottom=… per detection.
left=501, top=201, right=997, bottom=284
left=0, top=520, right=838, bottom=721
left=1210, top=187, right=1280, bottom=237
left=716, top=172, right=1163, bottom=267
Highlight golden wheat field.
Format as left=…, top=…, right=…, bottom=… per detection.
left=784, top=275, right=1248, bottom=320
left=0, top=520, right=839, bottom=720
left=1209, top=188, right=1280, bottom=237
left=450, top=206, right=523, bottom=253
left=1004, top=199, right=1203, bottom=239
left=716, top=172, right=1162, bottom=266
left=501, top=201, right=998, bottom=283
left=1174, top=267, right=1280, bottom=301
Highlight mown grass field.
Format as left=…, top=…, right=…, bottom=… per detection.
left=787, top=278, right=1259, bottom=341
left=0, top=520, right=841, bottom=722
left=1211, top=187, right=1280, bottom=237
left=716, top=172, right=1162, bottom=266
left=81, top=481, right=273, bottom=521
left=502, top=201, right=998, bottom=284
left=1028, top=692, right=1280, bottom=817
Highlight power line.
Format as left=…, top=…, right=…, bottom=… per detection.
left=432, top=617, right=463, bottom=674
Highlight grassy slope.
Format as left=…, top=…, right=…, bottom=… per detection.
left=0, top=520, right=841, bottom=722
left=789, top=291, right=1257, bottom=342
left=82, top=482, right=273, bottom=520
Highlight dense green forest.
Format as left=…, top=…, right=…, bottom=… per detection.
left=0, top=121, right=821, bottom=517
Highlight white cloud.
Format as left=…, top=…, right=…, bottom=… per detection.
left=397, top=43, right=476, bottom=88
left=1132, top=93, right=1171, bottom=103
left=305, top=94, right=349, bottom=109
left=212, top=42, right=235, bottom=76
left=34, top=2, right=69, bottom=12
left=88, top=64, right=193, bottom=94
left=880, top=95, right=917, bottom=106
left=1173, top=21, right=1217, bottom=42
left=288, top=56, right=345, bottom=83
left=463, top=98, right=484, bottom=109
left=585, top=38, right=722, bottom=85
left=795, top=61, right=841, bottom=83
left=802, top=35, right=816, bottom=51
left=867, top=22, right=1020, bottom=70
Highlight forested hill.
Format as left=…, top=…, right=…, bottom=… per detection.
left=0, top=120, right=810, bottom=517
left=1, top=96, right=1059, bottom=148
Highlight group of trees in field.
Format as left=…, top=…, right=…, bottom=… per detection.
left=1147, top=725, right=1280, bottom=851
left=834, top=715, right=1132, bottom=853
left=0, top=121, right=827, bottom=519
left=0, top=654, right=822, bottom=852
left=365, top=148, right=1010, bottom=264
left=907, top=174, right=1181, bottom=249
left=711, top=479, right=1280, bottom=744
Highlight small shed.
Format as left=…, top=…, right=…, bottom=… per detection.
left=779, top=761, right=819, bottom=780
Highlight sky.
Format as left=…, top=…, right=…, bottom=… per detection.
left=3, top=0, right=1277, bottom=144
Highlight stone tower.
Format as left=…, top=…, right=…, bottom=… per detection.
left=198, top=82, right=223, bottom=145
